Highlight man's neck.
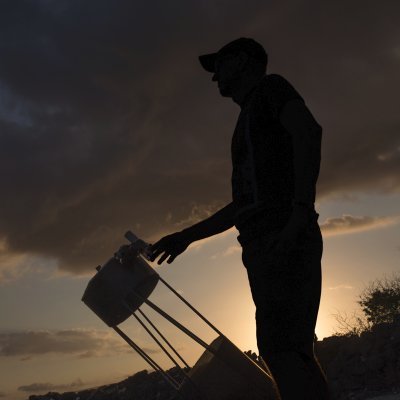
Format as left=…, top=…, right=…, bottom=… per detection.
left=232, top=73, right=266, bottom=107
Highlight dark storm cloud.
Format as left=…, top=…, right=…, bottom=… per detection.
left=0, top=329, right=159, bottom=359
left=18, top=379, right=84, bottom=393
left=0, top=0, right=399, bottom=273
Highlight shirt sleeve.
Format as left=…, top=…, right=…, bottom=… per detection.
left=265, top=74, right=304, bottom=118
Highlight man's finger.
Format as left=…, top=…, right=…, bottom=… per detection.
left=158, top=252, right=169, bottom=265
left=167, top=255, right=176, bottom=264
left=149, top=248, right=164, bottom=261
left=149, top=239, right=164, bottom=253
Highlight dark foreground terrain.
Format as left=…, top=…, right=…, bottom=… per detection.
left=27, top=319, right=400, bottom=400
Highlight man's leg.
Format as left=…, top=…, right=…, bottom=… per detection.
left=241, top=217, right=329, bottom=399
left=243, top=240, right=329, bottom=398
left=260, top=350, right=330, bottom=400
left=300, top=351, right=330, bottom=399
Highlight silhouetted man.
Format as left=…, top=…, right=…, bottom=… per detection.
left=149, top=38, right=329, bottom=400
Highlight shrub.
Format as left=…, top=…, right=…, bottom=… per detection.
left=357, top=272, right=400, bottom=326
left=331, top=271, right=400, bottom=337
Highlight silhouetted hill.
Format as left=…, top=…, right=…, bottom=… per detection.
left=27, top=318, right=400, bottom=400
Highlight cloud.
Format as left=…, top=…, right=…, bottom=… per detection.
left=0, top=0, right=399, bottom=276
left=327, top=284, right=354, bottom=290
left=0, top=238, right=57, bottom=284
left=320, top=214, right=400, bottom=236
left=221, top=245, right=241, bottom=257
left=18, top=379, right=84, bottom=393
left=172, top=201, right=226, bottom=230
left=0, top=252, right=39, bottom=284
left=0, top=329, right=159, bottom=360
left=211, top=245, right=241, bottom=259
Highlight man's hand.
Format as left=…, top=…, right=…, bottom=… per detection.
left=149, top=231, right=192, bottom=265
left=269, top=207, right=309, bottom=253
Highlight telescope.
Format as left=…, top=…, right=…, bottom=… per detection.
left=82, top=231, right=277, bottom=399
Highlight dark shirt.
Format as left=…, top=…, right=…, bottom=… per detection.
left=231, top=74, right=320, bottom=240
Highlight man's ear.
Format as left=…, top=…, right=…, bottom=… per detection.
left=236, top=51, right=249, bottom=70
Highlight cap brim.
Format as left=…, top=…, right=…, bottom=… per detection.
left=199, top=53, right=217, bottom=72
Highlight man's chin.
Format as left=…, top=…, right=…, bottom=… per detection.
left=218, top=87, right=232, bottom=97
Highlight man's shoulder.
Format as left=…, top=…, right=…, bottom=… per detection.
left=264, top=73, right=296, bottom=92
left=254, top=73, right=303, bottom=112
left=266, top=73, right=286, bottom=82
left=251, top=74, right=292, bottom=99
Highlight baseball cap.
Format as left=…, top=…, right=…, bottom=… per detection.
left=199, top=37, right=268, bottom=73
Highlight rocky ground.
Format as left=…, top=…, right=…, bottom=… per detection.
left=314, top=318, right=400, bottom=399
left=26, top=368, right=186, bottom=400
left=27, top=319, right=400, bottom=400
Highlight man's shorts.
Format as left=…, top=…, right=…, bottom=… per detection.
left=237, top=213, right=323, bottom=361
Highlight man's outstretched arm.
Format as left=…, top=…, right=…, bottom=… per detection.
left=150, top=201, right=236, bottom=264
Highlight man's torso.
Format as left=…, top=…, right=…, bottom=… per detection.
left=231, top=74, right=319, bottom=242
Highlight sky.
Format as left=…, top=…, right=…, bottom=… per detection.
left=0, top=0, right=399, bottom=398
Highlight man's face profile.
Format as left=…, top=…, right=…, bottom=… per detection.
left=213, top=53, right=243, bottom=97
